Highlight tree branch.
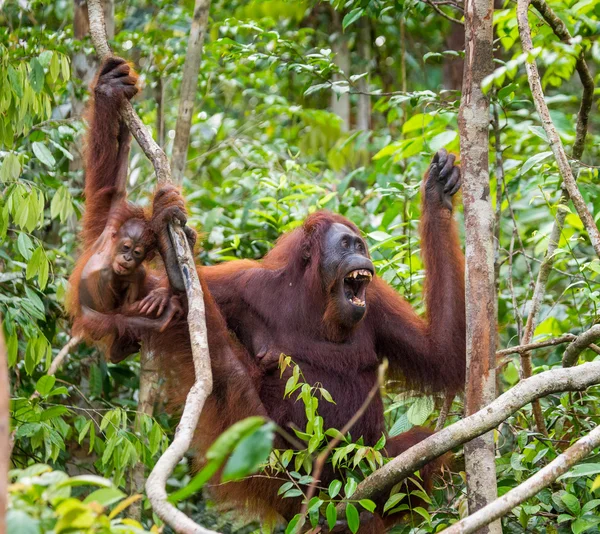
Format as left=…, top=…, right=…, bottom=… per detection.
left=562, top=325, right=600, bottom=367
left=337, top=358, right=600, bottom=511
left=170, top=0, right=211, bottom=184
left=530, top=0, right=594, bottom=160
left=86, top=2, right=215, bottom=532
left=440, top=424, right=600, bottom=533
left=517, top=0, right=600, bottom=257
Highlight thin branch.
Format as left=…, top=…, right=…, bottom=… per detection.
left=563, top=325, right=600, bottom=367
left=422, top=0, right=464, bottom=24
left=337, top=357, right=600, bottom=511
left=0, top=325, right=8, bottom=534
left=518, top=0, right=595, bottom=366
left=496, top=333, right=577, bottom=356
left=86, top=2, right=215, bottom=533
left=440, top=424, right=600, bottom=533
left=435, top=392, right=455, bottom=431
left=517, top=0, right=600, bottom=258
left=170, top=0, right=211, bottom=184
left=530, top=0, right=594, bottom=160
left=299, top=363, right=385, bottom=519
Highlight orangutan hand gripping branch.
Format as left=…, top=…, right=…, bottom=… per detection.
left=150, top=148, right=466, bottom=530
left=67, top=57, right=194, bottom=363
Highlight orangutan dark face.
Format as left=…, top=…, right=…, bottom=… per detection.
left=322, top=223, right=374, bottom=327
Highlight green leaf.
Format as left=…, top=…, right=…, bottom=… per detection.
left=558, top=463, right=600, bottom=480
left=384, top=492, right=406, bottom=512
left=359, top=499, right=376, bottom=513
left=389, top=413, right=411, bottom=437
left=83, top=487, right=126, bottom=507
left=407, top=396, right=434, bottom=425
left=342, top=8, right=364, bottom=30
left=344, top=477, right=357, bottom=498
left=572, top=517, right=600, bottom=534
left=222, top=423, right=275, bottom=481
left=50, top=52, right=60, bottom=83
left=346, top=503, right=360, bottom=534
left=206, top=416, right=266, bottom=461
left=6, top=510, right=39, bottom=534
left=32, top=141, right=56, bottom=168
left=35, top=375, right=56, bottom=396
left=329, top=479, right=342, bottom=498
left=561, top=493, right=581, bottom=516
left=40, top=406, right=70, bottom=421
left=29, top=58, right=45, bottom=93
left=520, top=151, right=553, bottom=176
left=57, top=475, right=112, bottom=488
left=285, top=514, right=304, bottom=534
left=402, top=113, right=434, bottom=133
left=429, top=130, right=457, bottom=152
left=326, top=502, right=337, bottom=530
left=7, top=333, right=18, bottom=367
left=1, top=153, right=21, bottom=181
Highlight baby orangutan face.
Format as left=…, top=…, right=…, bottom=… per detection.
left=112, top=219, right=148, bottom=277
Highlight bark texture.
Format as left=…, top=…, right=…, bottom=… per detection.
left=171, top=0, right=211, bottom=184
left=458, top=0, right=499, bottom=528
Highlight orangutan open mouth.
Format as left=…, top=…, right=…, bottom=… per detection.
left=343, top=269, right=373, bottom=308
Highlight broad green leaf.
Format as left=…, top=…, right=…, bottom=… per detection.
left=35, top=375, right=56, bottom=396
left=83, top=487, right=126, bottom=507
left=326, top=502, right=337, bottom=530
left=342, top=8, right=364, bottom=30
left=32, top=141, right=56, bottom=168
left=402, top=113, right=434, bottom=134
left=222, top=423, right=275, bottom=481
left=561, top=493, right=581, bottom=516
left=346, top=503, right=360, bottom=534
left=29, top=58, right=45, bottom=93
left=407, top=396, right=434, bottom=425
left=344, top=477, right=357, bottom=498
left=1, top=153, right=21, bottom=181
left=329, top=479, right=342, bottom=498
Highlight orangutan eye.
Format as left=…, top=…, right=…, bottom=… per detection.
left=134, top=249, right=142, bottom=257
left=122, top=244, right=130, bottom=252
left=341, top=238, right=349, bottom=249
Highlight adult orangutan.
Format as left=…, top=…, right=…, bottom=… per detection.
left=67, top=57, right=189, bottom=363
left=151, top=148, right=465, bottom=530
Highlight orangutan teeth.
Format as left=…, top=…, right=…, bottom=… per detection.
left=348, top=296, right=366, bottom=307
left=345, top=269, right=372, bottom=280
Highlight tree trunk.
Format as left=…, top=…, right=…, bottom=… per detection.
left=458, top=0, right=500, bottom=529
left=330, top=9, right=351, bottom=132
left=356, top=17, right=371, bottom=132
